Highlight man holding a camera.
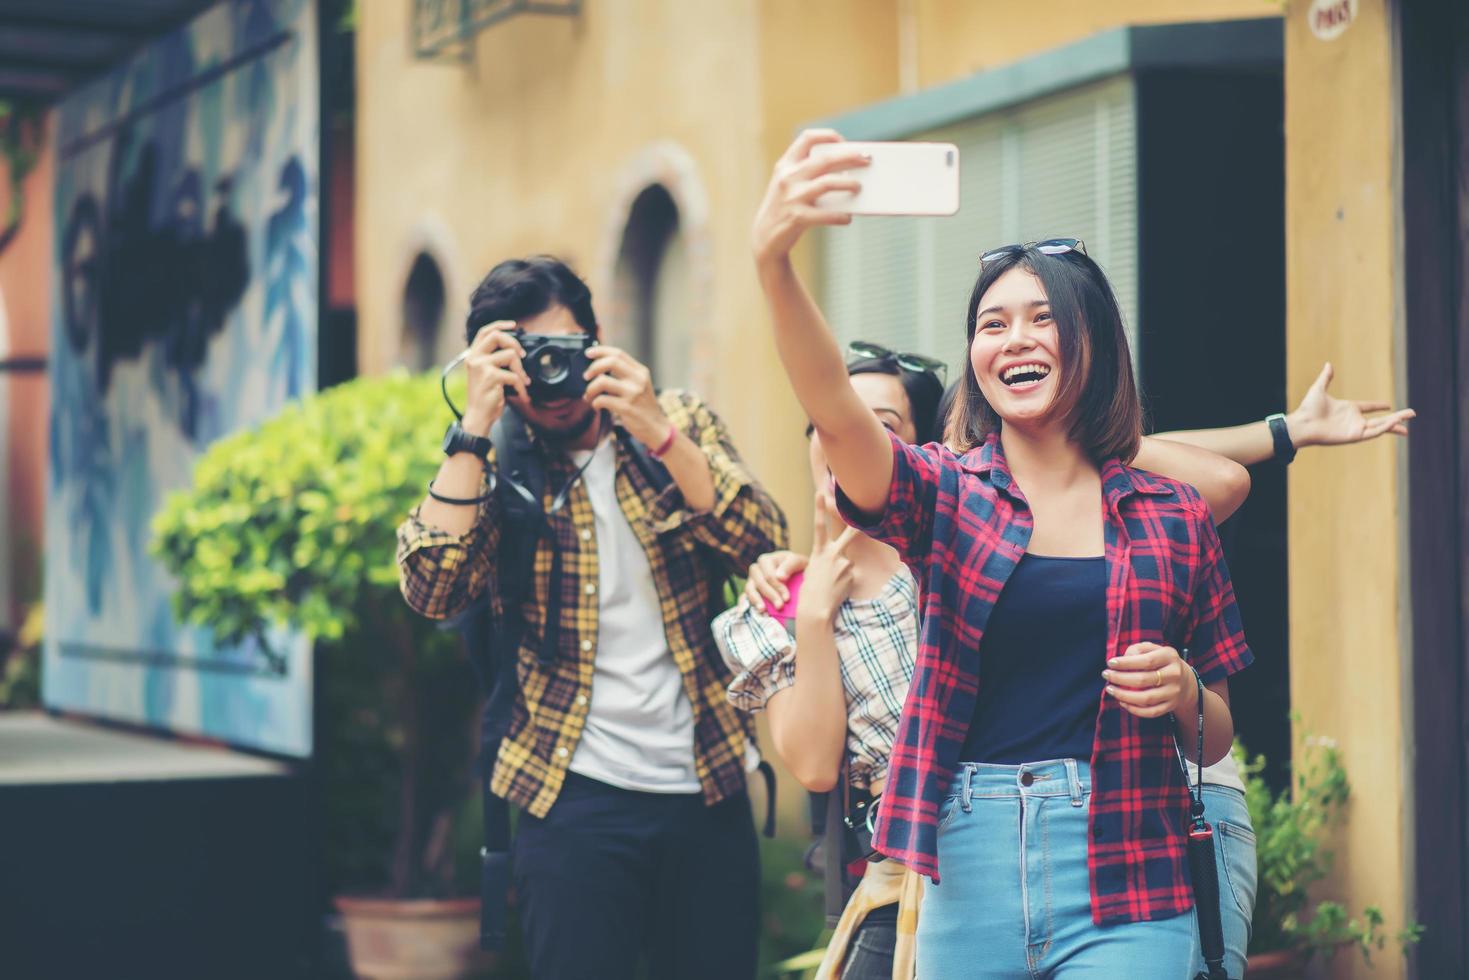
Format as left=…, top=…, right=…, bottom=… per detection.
left=396, top=256, right=787, bottom=980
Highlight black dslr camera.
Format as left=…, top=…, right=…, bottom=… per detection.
left=519, top=333, right=594, bottom=403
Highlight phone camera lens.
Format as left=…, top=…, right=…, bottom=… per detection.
left=946, top=150, right=954, bottom=167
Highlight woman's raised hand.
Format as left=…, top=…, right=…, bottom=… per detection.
left=1287, top=361, right=1415, bottom=448
left=751, top=129, right=868, bottom=268
left=797, top=490, right=861, bottom=626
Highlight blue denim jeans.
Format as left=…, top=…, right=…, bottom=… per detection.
left=1199, top=784, right=1257, bottom=979
left=917, top=760, right=1199, bottom=979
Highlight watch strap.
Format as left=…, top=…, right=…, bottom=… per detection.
left=443, top=421, right=493, bottom=460
left=1265, top=413, right=1296, bottom=464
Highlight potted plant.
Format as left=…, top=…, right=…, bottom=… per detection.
left=152, top=372, right=494, bottom=979
left=1240, top=734, right=1422, bottom=979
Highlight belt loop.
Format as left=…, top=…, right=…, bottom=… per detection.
left=1065, top=758, right=1083, bottom=807
left=960, top=764, right=974, bottom=812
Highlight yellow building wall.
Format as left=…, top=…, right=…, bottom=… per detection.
left=1283, top=2, right=1410, bottom=977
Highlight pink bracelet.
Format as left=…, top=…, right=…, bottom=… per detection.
left=649, top=423, right=678, bottom=460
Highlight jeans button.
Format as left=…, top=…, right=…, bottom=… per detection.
left=1020, top=771, right=1035, bottom=787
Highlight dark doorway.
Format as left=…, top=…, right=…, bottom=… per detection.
left=1402, top=0, right=1469, bottom=973
left=615, top=184, right=690, bottom=387
left=1136, top=61, right=1290, bottom=791
left=402, top=251, right=446, bottom=371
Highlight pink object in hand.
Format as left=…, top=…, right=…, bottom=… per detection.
left=765, top=570, right=805, bottom=625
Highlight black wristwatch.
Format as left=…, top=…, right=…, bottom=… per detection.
left=1265, top=413, right=1297, bottom=465
left=442, top=421, right=492, bottom=460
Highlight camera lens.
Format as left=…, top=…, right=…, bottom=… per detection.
left=532, top=347, right=570, bottom=384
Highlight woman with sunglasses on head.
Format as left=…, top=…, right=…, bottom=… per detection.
left=714, top=344, right=943, bottom=980
left=751, top=130, right=1254, bottom=977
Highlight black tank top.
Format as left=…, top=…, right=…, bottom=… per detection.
left=959, top=554, right=1108, bottom=764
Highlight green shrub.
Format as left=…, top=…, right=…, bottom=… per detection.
left=152, top=371, right=482, bottom=898
left=1242, top=734, right=1423, bottom=966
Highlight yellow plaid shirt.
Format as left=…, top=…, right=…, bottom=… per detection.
left=397, top=390, right=788, bottom=816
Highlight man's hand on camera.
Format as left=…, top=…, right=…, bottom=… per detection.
left=462, top=322, right=531, bottom=437
left=583, top=345, right=670, bottom=448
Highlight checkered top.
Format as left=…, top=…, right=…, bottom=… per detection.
left=837, top=431, right=1253, bottom=925
left=397, top=390, right=788, bottom=816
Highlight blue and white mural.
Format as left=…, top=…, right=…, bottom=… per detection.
left=44, top=0, right=317, bottom=756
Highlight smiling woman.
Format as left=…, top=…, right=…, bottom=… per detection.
left=949, top=241, right=1141, bottom=462
left=750, top=129, right=1253, bottom=980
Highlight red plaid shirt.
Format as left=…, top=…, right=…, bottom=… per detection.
left=837, top=431, right=1253, bottom=925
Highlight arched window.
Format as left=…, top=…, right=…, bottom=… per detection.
left=614, top=184, right=691, bottom=388
left=400, top=251, right=447, bottom=371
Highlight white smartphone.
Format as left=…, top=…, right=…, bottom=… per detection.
left=810, top=140, right=960, bottom=217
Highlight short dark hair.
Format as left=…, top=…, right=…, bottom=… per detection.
left=465, top=255, right=598, bottom=342
left=944, top=246, right=1141, bottom=462
left=847, top=356, right=945, bottom=446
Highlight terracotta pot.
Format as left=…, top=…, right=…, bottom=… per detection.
left=335, top=896, right=497, bottom=980
left=1245, top=947, right=1310, bottom=980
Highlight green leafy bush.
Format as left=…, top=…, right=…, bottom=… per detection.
left=1242, top=734, right=1423, bottom=967
left=152, top=371, right=482, bottom=898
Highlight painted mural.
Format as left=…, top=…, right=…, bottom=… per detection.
left=44, top=0, right=317, bottom=756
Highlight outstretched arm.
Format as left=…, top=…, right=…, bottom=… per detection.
left=1152, top=362, right=1414, bottom=466
left=752, top=130, right=894, bottom=516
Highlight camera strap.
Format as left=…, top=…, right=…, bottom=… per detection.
left=1171, top=658, right=1233, bottom=980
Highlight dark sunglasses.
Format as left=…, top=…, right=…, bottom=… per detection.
left=979, top=237, right=1087, bottom=267
left=846, top=340, right=947, bottom=384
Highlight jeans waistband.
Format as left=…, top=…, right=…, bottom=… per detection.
left=945, top=759, right=1090, bottom=806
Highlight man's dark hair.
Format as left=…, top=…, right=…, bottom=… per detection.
left=945, top=246, right=1142, bottom=462
left=465, top=255, right=599, bottom=342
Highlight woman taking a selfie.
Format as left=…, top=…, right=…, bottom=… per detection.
left=714, top=347, right=1254, bottom=980
left=749, top=130, right=1254, bottom=977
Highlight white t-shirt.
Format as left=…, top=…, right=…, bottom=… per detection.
left=1194, top=751, right=1246, bottom=794
left=565, top=435, right=701, bottom=793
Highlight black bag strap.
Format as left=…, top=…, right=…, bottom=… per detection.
left=1172, top=659, right=1233, bottom=980
left=822, top=776, right=849, bottom=927
left=491, top=408, right=552, bottom=664
left=436, top=407, right=547, bottom=952
left=755, top=759, right=777, bottom=838
left=436, top=597, right=514, bottom=951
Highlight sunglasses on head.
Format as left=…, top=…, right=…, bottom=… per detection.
left=846, top=341, right=947, bottom=384
left=979, top=238, right=1087, bottom=267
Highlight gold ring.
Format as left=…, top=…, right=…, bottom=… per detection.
left=1154, top=669, right=1164, bottom=688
